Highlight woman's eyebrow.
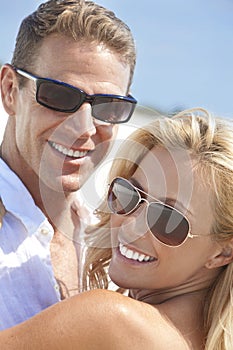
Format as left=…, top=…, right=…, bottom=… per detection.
left=162, top=198, right=193, bottom=217
left=130, top=177, right=145, bottom=191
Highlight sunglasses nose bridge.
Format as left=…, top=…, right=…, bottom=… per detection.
left=83, top=94, right=94, bottom=106
left=71, top=91, right=93, bottom=113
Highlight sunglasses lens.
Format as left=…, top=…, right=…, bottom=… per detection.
left=108, top=178, right=139, bottom=214
left=147, top=203, right=189, bottom=246
left=37, top=81, right=83, bottom=112
left=108, top=178, right=190, bottom=247
left=37, top=79, right=136, bottom=122
left=92, top=97, right=135, bottom=123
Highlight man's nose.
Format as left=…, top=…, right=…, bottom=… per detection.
left=68, top=103, right=97, bottom=138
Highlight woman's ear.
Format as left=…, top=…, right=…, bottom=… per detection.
left=0, top=64, right=19, bottom=116
left=205, top=239, right=233, bottom=269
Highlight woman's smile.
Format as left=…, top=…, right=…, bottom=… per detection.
left=118, top=243, right=157, bottom=263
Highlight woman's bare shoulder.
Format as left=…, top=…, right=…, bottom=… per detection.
left=75, top=289, right=191, bottom=349
left=1, top=289, right=191, bottom=350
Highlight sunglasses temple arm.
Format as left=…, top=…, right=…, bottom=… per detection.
left=189, top=233, right=202, bottom=239
left=14, top=68, right=37, bottom=82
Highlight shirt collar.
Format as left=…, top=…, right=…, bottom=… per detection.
left=0, top=158, right=48, bottom=234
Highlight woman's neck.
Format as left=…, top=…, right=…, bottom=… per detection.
left=128, top=277, right=216, bottom=305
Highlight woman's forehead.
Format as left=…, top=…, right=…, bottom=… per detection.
left=133, top=146, right=195, bottom=205
left=135, top=146, right=193, bottom=182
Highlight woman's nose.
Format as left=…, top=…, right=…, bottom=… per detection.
left=116, top=203, right=150, bottom=245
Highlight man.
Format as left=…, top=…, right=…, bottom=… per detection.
left=0, top=0, right=136, bottom=330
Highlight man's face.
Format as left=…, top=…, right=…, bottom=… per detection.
left=12, top=34, right=131, bottom=194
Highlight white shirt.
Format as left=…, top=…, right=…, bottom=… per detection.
left=0, top=158, right=61, bottom=330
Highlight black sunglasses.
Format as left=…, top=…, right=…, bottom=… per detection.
left=107, top=177, right=200, bottom=247
left=13, top=67, right=137, bottom=124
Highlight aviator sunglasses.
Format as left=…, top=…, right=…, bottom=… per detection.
left=13, top=66, right=137, bottom=124
left=107, top=177, right=200, bottom=247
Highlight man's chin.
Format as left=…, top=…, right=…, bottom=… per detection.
left=38, top=175, right=82, bottom=195
left=60, top=173, right=90, bottom=194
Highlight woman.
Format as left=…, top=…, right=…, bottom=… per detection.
left=83, top=108, right=233, bottom=349
left=2, top=108, right=233, bottom=349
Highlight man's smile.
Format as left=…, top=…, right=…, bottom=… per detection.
left=49, top=141, right=90, bottom=159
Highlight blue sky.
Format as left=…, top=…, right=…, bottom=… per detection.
left=1, top=0, right=233, bottom=117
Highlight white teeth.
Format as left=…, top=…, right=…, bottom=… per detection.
left=144, top=256, right=150, bottom=262
left=50, top=142, right=88, bottom=158
left=126, top=250, right=134, bottom=259
left=119, top=243, right=155, bottom=263
left=138, top=254, right=145, bottom=262
left=132, top=251, right=139, bottom=260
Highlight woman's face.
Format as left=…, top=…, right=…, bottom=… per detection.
left=109, top=145, right=221, bottom=291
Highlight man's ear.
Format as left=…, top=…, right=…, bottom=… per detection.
left=0, top=64, right=19, bottom=116
left=205, top=239, right=233, bottom=269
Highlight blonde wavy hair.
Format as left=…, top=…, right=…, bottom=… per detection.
left=11, top=0, right=136, bottom=90
left=83, top=108, right=233, bottom=350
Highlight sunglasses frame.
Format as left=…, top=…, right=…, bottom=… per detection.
left=13, top=66, right=137, bottom=124
left=108, top=177, right=200, bottom=247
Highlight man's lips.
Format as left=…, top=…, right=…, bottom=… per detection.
left=49, top=141, right=90, bottom=158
